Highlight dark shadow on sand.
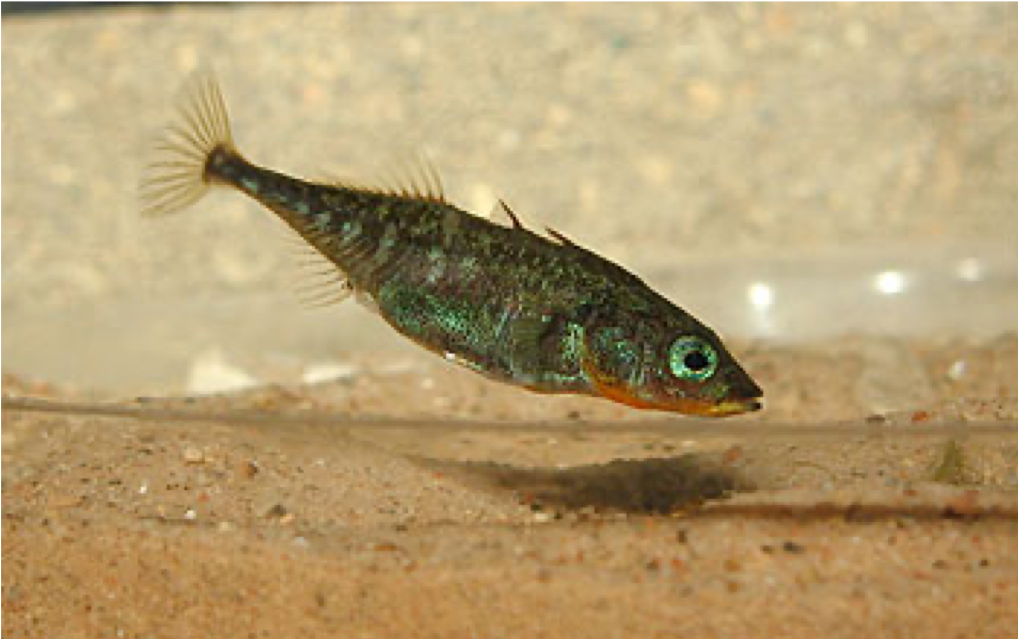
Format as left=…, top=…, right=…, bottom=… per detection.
left=698, top=501, right=1018, bottom=523
left=417, top=454, right=750, bottom=514
left=417, top=455, right=1018, bottom=522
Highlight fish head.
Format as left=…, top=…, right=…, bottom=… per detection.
left=580, top=306, right=763, bottom=417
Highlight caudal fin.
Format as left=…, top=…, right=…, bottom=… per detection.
left=140, top=73, right=235, bottom=216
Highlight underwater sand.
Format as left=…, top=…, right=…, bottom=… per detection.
left=5, top=337, right=1018, bottom=638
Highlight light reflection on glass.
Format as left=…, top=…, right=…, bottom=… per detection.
left=748, top=282, right=774, bottom=310
left=874, top=270, right=907, bottom=296
left=746, top=282, right=774, bottom=335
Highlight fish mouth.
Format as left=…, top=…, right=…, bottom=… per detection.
left=704, top=397, right=763, bottom=417
left=665, top=395, right=763, bottom=418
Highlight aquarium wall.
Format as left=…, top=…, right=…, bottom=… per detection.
left=3, top=3, right=1016, bottom=393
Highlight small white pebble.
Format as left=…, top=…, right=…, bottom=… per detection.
left=184, top=509, right=197, bottom=520
left=182, top=446, right=205, bottom=465
left=303, top=362, right=358, bottom=385
left=947, top=360, right=967, bottom=381
left=138, top=483, right=148, bottom=495
left=186, top=348, right=259, bottom=395
left=294, top=536, right=310, bottom=548
left=534, top=512, right=552, bottom=523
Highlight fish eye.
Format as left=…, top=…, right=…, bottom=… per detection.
left=669, top=336, right=718, bottom=382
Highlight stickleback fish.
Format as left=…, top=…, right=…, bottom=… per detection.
left=141, top=75, right=762, bottom=417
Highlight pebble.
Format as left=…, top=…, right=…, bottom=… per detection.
left=238, top=461, right=260, bottom=479
left=947, top=360, right=967, bottom=381
left=782, top=541, right=806, bottom=554
left=185, top=348, right=259, bottom=395
left=302, top=362, right=359, bottom=385
left=182, top=446, right=205, bottom=465
left=262, top=503, right=288, bottom=519
left=946, top=490, right=981, bottom=517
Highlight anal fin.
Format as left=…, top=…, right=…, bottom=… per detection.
left=296, top=275, right=354, bottom=308
left=270, top=216, right=355, bottom=310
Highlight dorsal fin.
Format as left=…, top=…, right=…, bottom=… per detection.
left=545, top=226, right=577, bottom=247
left=490, top=200, right=529, bottom=230
left=382, top=151, right=446, bottom=201
left=318, top=150, right=447, bottom=204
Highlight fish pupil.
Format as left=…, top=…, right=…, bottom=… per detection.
left=683, top=350, right=709, bottom=372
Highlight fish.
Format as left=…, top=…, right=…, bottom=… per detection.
left=141, top=74, right=763, bottom=417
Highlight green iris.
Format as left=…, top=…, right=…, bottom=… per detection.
left=668, top=336, right=718, bottom=382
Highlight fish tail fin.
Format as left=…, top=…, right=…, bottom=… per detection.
left=140, top=72, right=239, bottom=216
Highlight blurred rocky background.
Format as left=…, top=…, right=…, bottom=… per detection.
left=3, top=3, right=1016, bottom=393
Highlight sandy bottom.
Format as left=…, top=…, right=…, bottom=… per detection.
left=4, top=336, right=1018, bottom=638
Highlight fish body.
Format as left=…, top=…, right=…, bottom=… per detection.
left=143, top=76, right=763, bottom=417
